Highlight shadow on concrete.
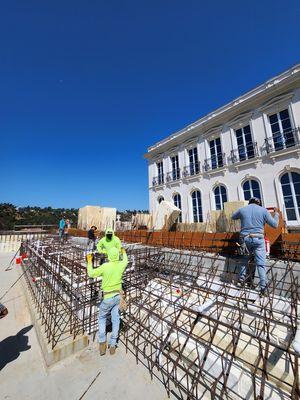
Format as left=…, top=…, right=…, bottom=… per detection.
left=0, top=325, right=33, bottom=371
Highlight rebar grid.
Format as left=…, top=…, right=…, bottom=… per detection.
left=20, top=238, right=299, bottom=399
left=121, top=246, right=300, bottom=400
left=22, top=237, right=101, bottom=348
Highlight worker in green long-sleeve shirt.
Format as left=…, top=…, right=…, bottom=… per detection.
left=87, top=247, right=128, bottom=356
left=96, top=228, right=122, bottom=255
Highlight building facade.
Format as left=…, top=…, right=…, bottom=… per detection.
left=146, top=64, right=300, bottom=228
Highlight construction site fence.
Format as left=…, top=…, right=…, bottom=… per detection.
left=67, top=228, right=300, bottom=261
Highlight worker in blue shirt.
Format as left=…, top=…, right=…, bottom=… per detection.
left=232, top=198, right=279, bottom=296
left=58, top=217, right=66, bottom=241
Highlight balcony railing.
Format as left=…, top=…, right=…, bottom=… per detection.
left=182, top=162, right=201, bottom=178
left=265, top=128, right=300, bottom=154
left=230, top=142, right=259, bottom=164
left=166, top=169, right=181, bottom=183
left=152, top=174, right=164, bottom=186
left=204, top=153, right=226, bottom=171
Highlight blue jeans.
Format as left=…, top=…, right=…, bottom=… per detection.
left=98, top=295, right=120, bottom=346
left=239, top=236, right=266, bottom=289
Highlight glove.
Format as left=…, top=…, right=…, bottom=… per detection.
left=86, top=253, right=93, bottom=263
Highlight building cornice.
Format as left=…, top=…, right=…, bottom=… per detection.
left=145, top=63, right=300, bottom=159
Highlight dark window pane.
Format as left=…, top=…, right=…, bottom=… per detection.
left=294, top=183, right=300, bottom=196
left=296, top=195, right=300, bottom=208
left=253, top=189, right=261, bottom=199
left=244, top=190, right=251, bottom=200
left=269, top=114, right=278, bottom=124
left=243, top=125, right=251, bottom=134
left=282, top=119, right=291, bottom=130
left=292, top=172, right=300, bottom=184
left=271, top=122, right=280, bottom=133
left=237, top=136, right=244, bottom=146
left=286, top=208, right=297, bottom=221
left=236, top=129, right=242, bottom=137
left=251, top=180, right=259, bottom=190
left=282, top=184, right=292, bottom=196
left=284, top=196, right=295, bottom=207
left=279, top=109, right=289, bottom=120
left=281, top=173, right=290, bottom=185
left=243, top=181, right=250, bottom=190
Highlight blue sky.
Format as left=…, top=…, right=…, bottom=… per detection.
left=0, top=0, right=299, bottom=210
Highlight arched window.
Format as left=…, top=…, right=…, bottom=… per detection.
left=280, top=172, right=300, bottom=222
left=157, top=196, right=164, bottom=204
left=191, top=190, right=203, bottom=223
left=173, top=193, right=182, bottom=223
left=243, top=179, right=262, bottom=201
left=214, top=185, right=228, bottom=210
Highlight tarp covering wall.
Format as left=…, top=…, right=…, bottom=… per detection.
left=77, top=206, right=101, bottom=230
left=77, top=206, right=116, bottom=231
left=153, top=201, right=180, bottom=231
left=98, top=207, right=116, bottom=232
left=132, top=213, right=152, bottom=229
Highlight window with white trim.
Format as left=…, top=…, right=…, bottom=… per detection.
left=280, top=172, right=300, bottom=222
left=214, top=185, right=228, bottom=210
left=171, top=155, right=180, bottom=180
left=157, top=161, right=164, bottom=185
left=191, top=190, right=203, bottom=222
left=235, top=125, right=255, bottom=161
left=242, top=179, right=262, bottom=201
left=188, top=147, right=200, bottom=175
left=209, top=138, right=223, bottom=169
left=268, top=109, right=294, bottom=150
left=173, top=193, right=182, bottom=223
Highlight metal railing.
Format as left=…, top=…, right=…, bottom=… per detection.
left=152, top=174, right=164, bottom=186
left=182, top=162, right=201, bottom=178
left=166, top=169, right=181, bottom=182
left=204, top=153, right=226, bottom=171
left=265, top=127, right=300, bottom=154
left=230, top=142, right=259, bottom=164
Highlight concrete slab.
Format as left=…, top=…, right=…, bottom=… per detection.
left=0, top=252, right=170, bottom=400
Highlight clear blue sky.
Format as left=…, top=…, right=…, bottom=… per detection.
left=0, top=1, right=299, bottom=210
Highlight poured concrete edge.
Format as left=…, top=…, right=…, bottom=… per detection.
left=19, top=267, right=89, bottom=367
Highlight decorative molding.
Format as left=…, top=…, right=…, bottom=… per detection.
left=147, top=64, right=300, bottom=156
left=226, top=111, right=253, bottom=129
left=259, top=91, right=293, bottom=113
left=203, top=125, right=222, bottom=139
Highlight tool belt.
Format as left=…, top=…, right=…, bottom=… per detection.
left=103, top=290, right=121, bottom=296
left=236, top=233, right=264, bottom=256
left=242, top=233, right=264, bottom=239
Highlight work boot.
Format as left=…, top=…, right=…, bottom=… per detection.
left=99, top=342, right=107, bottom=356
left=259, top=288, right=267, bottom=297
left=109, top=346, right=116, bottom=355
left=236, top=279, right=245, bottom=288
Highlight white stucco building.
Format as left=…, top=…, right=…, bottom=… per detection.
left=146, top=64, right=300, bottom=228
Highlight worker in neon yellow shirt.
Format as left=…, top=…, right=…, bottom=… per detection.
left=96, top=228, right=122, bottom=255
left=87, top=247, right=128, bottom=356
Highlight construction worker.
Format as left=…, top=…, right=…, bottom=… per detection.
left=96, top=228, right=121, bottom=255
left=86, top=247, right=128, bottom=356
left=58, top=216, right=65, bottom=241
left=232, top=197, right=279, bottom=296
left=87, top=225, right=97, bottom=251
